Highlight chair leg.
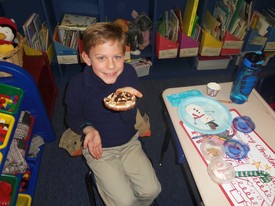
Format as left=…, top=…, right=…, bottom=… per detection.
left=159, top=127, right=171, bottom=166
left=85, top=171, right=97, bottom=206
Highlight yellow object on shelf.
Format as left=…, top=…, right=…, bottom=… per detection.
left=16, top=194, right=32, bottom=206
left=0, top=113, right=15, bottom=149
left=23, top=43, right=54, bottom=64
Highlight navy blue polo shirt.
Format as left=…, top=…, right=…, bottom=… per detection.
left=65, top=63, right=138, bottom=147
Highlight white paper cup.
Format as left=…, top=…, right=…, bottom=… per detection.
left=207, top=82, right=221, bottom=97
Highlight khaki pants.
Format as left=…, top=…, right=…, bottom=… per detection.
left=82, top=133, right=161, bottom=206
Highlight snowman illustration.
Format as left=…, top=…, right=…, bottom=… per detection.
left=185, top=104, right=219, bottom=130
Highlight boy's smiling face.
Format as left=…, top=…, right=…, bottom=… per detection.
left=82, top=40, right=125, bottom=84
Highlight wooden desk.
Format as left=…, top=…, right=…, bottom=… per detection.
left=162, top=82, right=275, bottom=206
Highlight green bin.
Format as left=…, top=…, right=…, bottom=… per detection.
left=0, top=174, right=19, bottom=206
left=0, top=83, right=24, bottom=115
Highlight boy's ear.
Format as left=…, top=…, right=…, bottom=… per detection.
left=81, top=52, right=92, bottom=66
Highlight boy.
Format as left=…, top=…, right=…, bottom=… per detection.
left=65, top=22, right=161, bottom=206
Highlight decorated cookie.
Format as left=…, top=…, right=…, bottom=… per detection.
left=103, top=91, right=136, bottom=111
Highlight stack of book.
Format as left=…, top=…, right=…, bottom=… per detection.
left=22, top=13, right=50, bottom=52
left=157, top=5, right=200, bottom=42
left=250, top=8, right=275, bottom=36
left=57, top=14, right=97, bottom=49
left=204, top=0, right=256, bottom=41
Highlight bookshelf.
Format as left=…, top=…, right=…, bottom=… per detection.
left=0, top=0, right=274, bottom=80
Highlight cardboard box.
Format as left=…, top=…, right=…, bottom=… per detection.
left=195, top=55, right=231, bottom=70
left=53, top=27, right=79, bottom=64
left=221, top=31, right=244, bottom=56
left=242, top=29, right=267, bottom=52
left=178, top=31, right=199, bottom=57
left=155, top=32, right=178, bottom=59
left=199, top=29, right=222, bottom=56
left=23, top=43, right=54, bottom=64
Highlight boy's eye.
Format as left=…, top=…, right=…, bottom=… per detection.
left=97, top=56, right=105, bottom=61
left=114, top=55, right=122, bottom=60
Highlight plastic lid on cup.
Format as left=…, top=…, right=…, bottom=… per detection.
left=232, top=116, right=255, bottom=133
left=200, top=139, right=225, bottom=161
left=207, top=158, right=235, bottom=184
left=223, top=139, right=250, bottom=160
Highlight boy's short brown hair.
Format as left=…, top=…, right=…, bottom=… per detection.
left=82, top=22, right=127, bottom=54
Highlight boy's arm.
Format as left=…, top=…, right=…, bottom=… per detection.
left=65, top=79, right=90, bottom=134
left=83, top=126, right=103, bottom=159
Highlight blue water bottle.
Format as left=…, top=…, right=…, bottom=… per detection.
left=230, top=52, right=265, bottom=104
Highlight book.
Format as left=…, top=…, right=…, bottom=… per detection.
left=261, top=8, right=275, bottom=27
left=168, top=9, right=179, bottom=42
left=22, top=13, right=51, bottom=51
left=32, top=13, right=43, bottom=50
left=191, top=23, right=201, bottom=41
left=157, top=12, right=168, bottom=37
left=203, top=10, right=221, bottom=39
left=228, top=0, right=245, bottom=32
left=174, top=7, right=184, bottom=33
left=40, top=22, right=50, bottom=51
left=250, top=11, right=271, bottom=36
left=22, top=13, right=37, bottom=48
left=191, top=15, right=199, bottom=37
left=59, top=14, right=97, bottom=31
left=230, top=16, right=241, bottom=34
left=213, top=1, right=231, bottom=38
left=182, top=0, right=199, bottom=36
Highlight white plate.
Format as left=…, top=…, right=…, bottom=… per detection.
left=178, top=96, right=232, bottom=134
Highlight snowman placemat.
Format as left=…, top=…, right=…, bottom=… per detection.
left=178, top=109, right=275, bottom=206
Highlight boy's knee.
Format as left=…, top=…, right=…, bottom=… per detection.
left=114, top=194, right=137, bottom=206
left=141, top=181, right=162, bottom=200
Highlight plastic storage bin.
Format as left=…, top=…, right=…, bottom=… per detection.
left=16, top=194, right=32, bottom=206
left=0, top=112, right=15, bottom=149
left=0, top=174, right=19, bottom=206
left=0, top=83, right=24, bottom=115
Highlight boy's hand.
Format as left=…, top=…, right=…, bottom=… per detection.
left=83, top=126, right=103, bottom=159
left=116, top=87, right=143, bottom=98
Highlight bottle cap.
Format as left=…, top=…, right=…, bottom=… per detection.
left=243, top=51, right=265, bottom=69
left=232, top=116, right=255, bottom=133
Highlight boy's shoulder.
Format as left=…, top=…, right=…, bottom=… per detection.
left=68, top=70, right=86, bottom=88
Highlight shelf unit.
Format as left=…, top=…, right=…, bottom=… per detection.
left=0, top=0, right=274, bottom=78
left=0, top=62, right=56, bottom=205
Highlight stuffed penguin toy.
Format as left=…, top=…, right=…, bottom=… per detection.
left=0, top=17, right=17, bottom=54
